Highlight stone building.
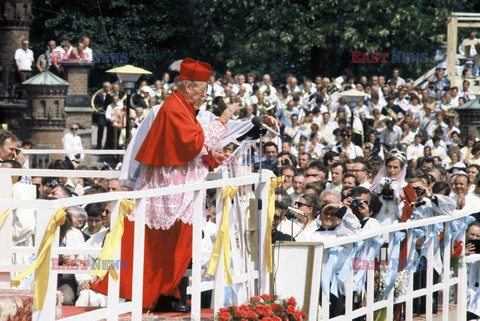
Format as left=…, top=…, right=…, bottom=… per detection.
left=0, top=0, right=33, bottom=99
left=22, top=71, right=69, bottom=151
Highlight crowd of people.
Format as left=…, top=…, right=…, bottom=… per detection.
left=3, top=32, right=480, bottom=318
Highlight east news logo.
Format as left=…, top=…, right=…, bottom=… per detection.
left=351, top=51, right=428, bottom=63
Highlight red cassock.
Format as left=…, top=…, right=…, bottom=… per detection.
left=399, top=184, right=417, bottom=271
left=91, top=91, right=205, bottom=308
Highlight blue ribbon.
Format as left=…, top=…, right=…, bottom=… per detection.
left=337, top=241, right=364, bottom=295
left=403, top=228, right=425, bottom=281
left=354, top=236, right=386, bottom=294
left=321, top=246, right=343, bottom=301
left=413, top=224, right=440, bottom=272
left=453, top=216, right=475, bottom=245
left=382, top=231, right=406, bottom=299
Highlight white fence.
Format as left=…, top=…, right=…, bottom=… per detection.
left=276, top=209, right=478, bottom=321
left=2, top=148, right=479, bottom=321
left=0, top=148, right=273, bottom=320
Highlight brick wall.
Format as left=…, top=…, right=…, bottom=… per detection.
left=63, top=65, right=91, bottom=94
left=0, top=29, right=30, bottom=98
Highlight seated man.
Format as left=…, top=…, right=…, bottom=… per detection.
left=82, top=202, right=107, bottom=240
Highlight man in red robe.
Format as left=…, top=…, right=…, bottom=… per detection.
left=91, top=58, right=240, bottom=311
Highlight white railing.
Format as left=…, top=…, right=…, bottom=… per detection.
left=0, top=164, right=273, bottom=321
left=314, top=210, right=477, bottom=321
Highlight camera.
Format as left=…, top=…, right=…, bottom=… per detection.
left=351, top=197, right=364, bottom=209
left=380, top=178, right=395, bottom=200
left=15, top=148, right=22, bottom=154
left=282, top=159, right=290, bottom=166
left=413, top=186, right=425, bottom=198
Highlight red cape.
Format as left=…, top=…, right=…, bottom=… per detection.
left=135, top=91, right=205, bottom=166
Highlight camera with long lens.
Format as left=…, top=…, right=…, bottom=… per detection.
left=413, top=186, right=427, bottom=207
left=380, top=178, right=395, bottom=200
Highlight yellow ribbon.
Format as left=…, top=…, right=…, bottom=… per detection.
left=11, top=208, right=66, bottom=310
left=91, top=199, right=135, bottom=281
left=206, top=185, right=238, bottom=285
left=0, top=208, right=11, bottom=226
left=266, top=176, right=284, bottom=273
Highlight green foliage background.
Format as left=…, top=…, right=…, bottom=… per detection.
left=30, top=0, right=476, bottom=90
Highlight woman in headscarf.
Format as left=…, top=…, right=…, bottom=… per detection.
left=369, top=149, right=416, bottom=225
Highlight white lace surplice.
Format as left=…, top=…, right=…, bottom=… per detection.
left=134, top=119, right=227, bottom=230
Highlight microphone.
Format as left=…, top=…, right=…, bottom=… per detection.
left=287, top=206, right=307, bottom=217
left=251, top=116, right=280, bottom=137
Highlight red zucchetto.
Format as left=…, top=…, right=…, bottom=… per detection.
left=179, top=57, right=212, bottom=82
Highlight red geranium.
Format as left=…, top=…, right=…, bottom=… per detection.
left=215, top=294, right=306, bottom=321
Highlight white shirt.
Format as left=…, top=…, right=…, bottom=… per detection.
left=337, top=143, right=364, bottom=159
left=15, top=48, right=34, bottom=71
left=83, top=47, right=93, bottom=62
left=62, top=131, right=84, bottom=160
left=406, top=143, right=424, bottom=160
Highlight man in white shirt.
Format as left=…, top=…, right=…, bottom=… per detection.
left=62, top=123, right=84, bottom=162
left=81, top=36, right=93, bottom=62
left=351, top=161, right=371, bottom=189
left=326, top=162, right=343, bottom=192
left=459, top=80, right=476, bottom=101
left=15, top=39, right=34, bottom=82
left=406, top=134, right=424, bottom=161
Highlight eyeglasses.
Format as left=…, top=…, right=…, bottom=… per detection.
left=71, top=127, right=79, bottom=131
left=342, top=134, right=352, bottom=137
left=349, top=169, right=366, bottom=172
left=295, top=201, right=312, bottom=208
left=305, top=173, right=319, bottom=178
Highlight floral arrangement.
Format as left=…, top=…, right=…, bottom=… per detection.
left=439, top=231, right=464, bottom=270
left=451, top=240, right=463, bottom=269
left=217, top=294, right=307, bottom=321
left=375, top=270, right=408, bottom=301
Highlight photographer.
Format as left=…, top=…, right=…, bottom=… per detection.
left=336, top=187, right=380, bottom=236
left=369, top=149, right=409, bottom=225
left=466, top=221, right=480, bottom=320
left=408, top=178, right=456, bottom=221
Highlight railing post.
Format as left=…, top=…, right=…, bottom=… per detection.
left=425, top=224, right=434, bottom=321
left=213, top=187, right=226, bottom=311
left=131, top=198, right=146, bottom=321
left=106, top=200, right=121, bottom=321
left=442, top=222, right=451, bottom=321
left=32, top=206, right=60, bottom=321
left=191, top=190, right=204, bottom=321
left=256, top=170, right=269, bottom=294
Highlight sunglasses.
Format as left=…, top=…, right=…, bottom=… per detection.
left=295, top=201, right=312, bottom=208
left=305, top=173, right=319, bottom=178
left=342, top=134, right=352, bottom=137
left=71, top=127, right=79, bottom=130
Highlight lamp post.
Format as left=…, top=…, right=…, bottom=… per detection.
left=341, top=89, right=368, bottom=128
left=106, top=65, right=152, bottom=149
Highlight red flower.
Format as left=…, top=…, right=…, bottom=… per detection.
left=219, top=307, right=230, bottom=314
left=452, top=240, right=463, bottom=259
left=287, top=304, right=297, bottom=315
left=240, top=304, right=250, bottom=311
left=248, top=310, right=258, bottom=319
left=273, top=317, right=282, bottom=321
left=287, top=297, right=297, bottom=306
left=262, top=317, right=273, bottom=321
left=219, top=311, right=232, bottom=321
left=261, top=293, right=273, bottom=300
